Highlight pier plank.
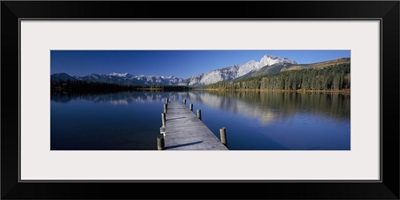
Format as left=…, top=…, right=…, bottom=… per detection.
left=163, top=101, right=228, bottom=150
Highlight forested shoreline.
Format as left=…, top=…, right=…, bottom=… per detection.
left=205, top=64, right=350, bottom=92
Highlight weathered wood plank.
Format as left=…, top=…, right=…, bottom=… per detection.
left=164, top=101, right=228, bottom=150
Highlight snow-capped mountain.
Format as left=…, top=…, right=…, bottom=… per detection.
left=54, top=72, right=187, bottom=86
left=187, top=55, right=297, bottom=86
left=51, top=54, right=298, bottom=86
left=187, top=65, right=240, bottom=86
left=108, top=72, right=134, bottom=78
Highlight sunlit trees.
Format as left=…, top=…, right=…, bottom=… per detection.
left=206, top=64, right=350, bottom=91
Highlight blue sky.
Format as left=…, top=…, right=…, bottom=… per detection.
left=51, top=50, right=350, bottom=79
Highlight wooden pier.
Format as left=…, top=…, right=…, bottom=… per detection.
left=158, top=99, right=228, bottom=150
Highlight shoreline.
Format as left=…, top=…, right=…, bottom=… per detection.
left=194, top=88, right=351, bottom=94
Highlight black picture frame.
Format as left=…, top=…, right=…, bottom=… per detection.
left=2, top=1, right=399, bottom=199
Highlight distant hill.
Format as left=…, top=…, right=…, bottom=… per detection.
left=281, top=57, right=350, bottom=72
left=50, top=73, right=76, bottom=81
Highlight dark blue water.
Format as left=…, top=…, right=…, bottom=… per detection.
left=51, top=91, right=350, bottom=150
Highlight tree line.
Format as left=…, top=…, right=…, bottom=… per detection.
left=206, top=64, right=350, bottom=91
left=51, top=80, right=190, bottom=95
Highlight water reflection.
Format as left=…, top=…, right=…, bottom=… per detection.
left=52, top=91, right=350, bottom=125
left=52, top=92, right=187, bottom=104
left=190, top=91, right=350, bottom=125
left=51, top=91, right=350, bottom=150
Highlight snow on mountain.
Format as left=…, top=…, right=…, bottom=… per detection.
left=52, top=72, right=187, bottom=86
left=188, top=55, right=297, bottom=86
left=51, top=54, right=297, bottom=87
left=237, top=60, right=259, bottom=77
left=108, top=72, right=133, bottom=78
left=259, top=55, right=296, bottom=67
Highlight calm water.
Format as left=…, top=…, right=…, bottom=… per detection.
left=51, top=91, right=350, bottom=150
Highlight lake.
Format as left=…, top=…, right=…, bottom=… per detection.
left=51, top=91, right=350, bottom=150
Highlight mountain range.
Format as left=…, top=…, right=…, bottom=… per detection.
left=51, top=55, right=350, bottom=86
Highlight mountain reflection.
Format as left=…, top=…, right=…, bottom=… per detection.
left=51, top=92, right=190, bottom=105
left=51, top=90, right=350, bottom=124
left=191, top=91, right=350, bottom=125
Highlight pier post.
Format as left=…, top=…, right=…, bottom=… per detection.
left=164, top=103, right=168, bottom=113
left=190, top=103, right=193, bottom=111
left=183, top=99, right=186, bottom=105
left=197, top=109, right=202, bottom=120
left=165, top=98, right=168, bottom=104
left=160, top=127, right=166, bottom=137
left=161, top=113, right=166, bottom=128
left=157, top=135, right=165, bottom=150
left=220, top=127, right=227, bottom=146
